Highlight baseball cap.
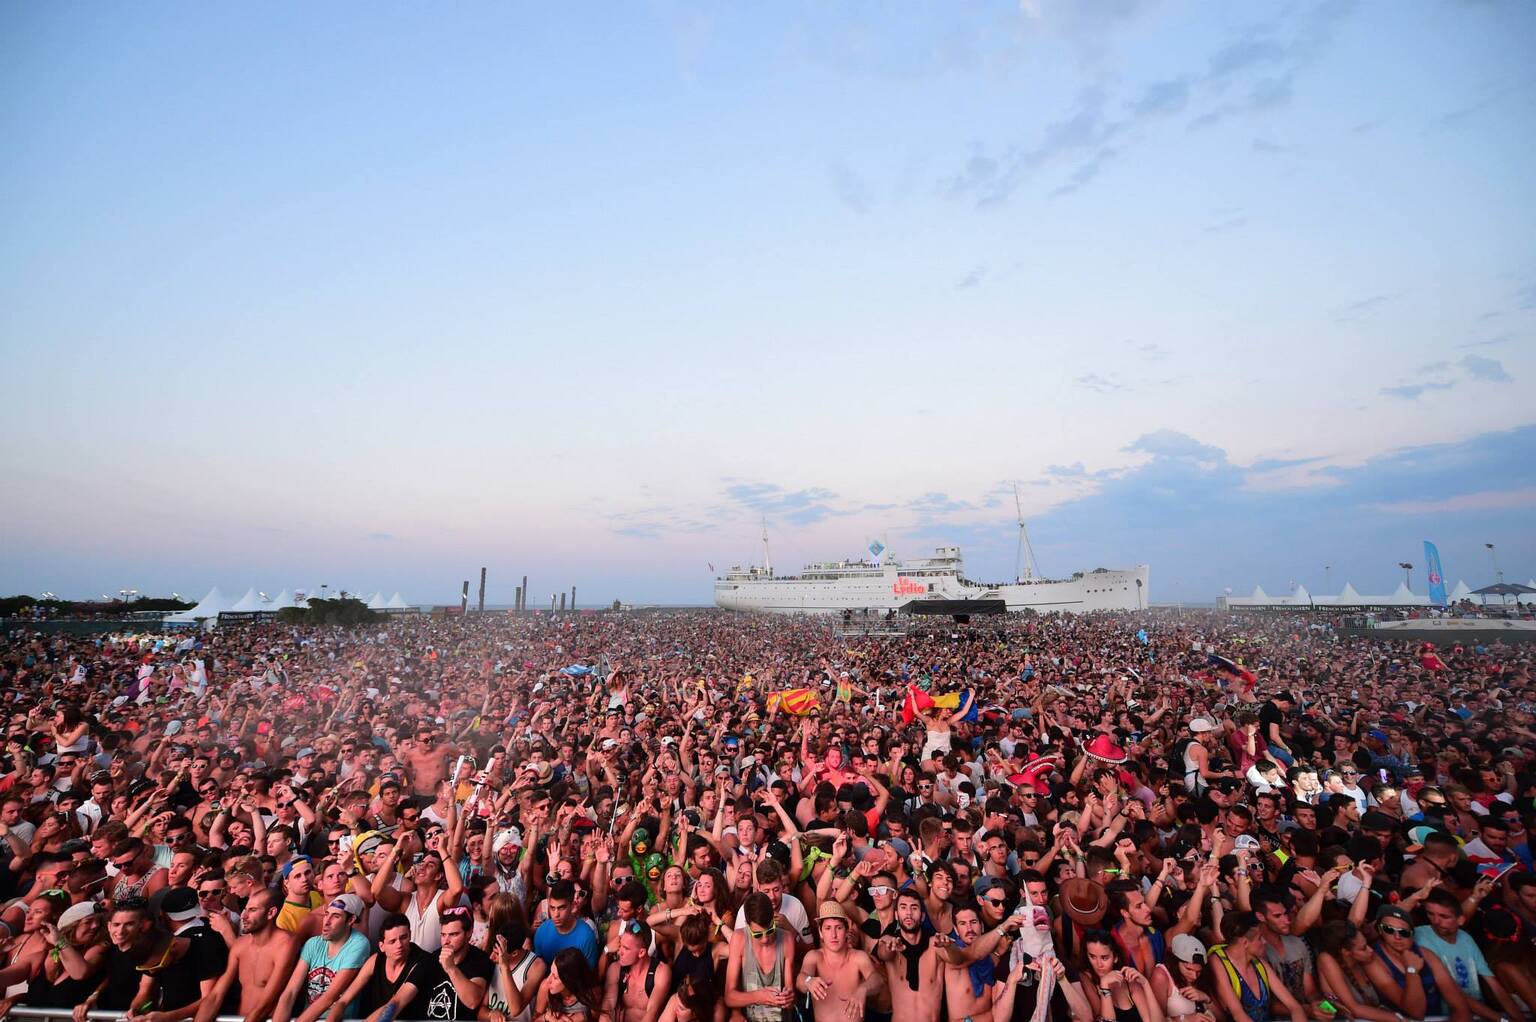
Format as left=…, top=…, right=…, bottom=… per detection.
left=1171, top=934, right=1207, bottom=964
left=160, top=886, right=202, bottom=923
left=1232, top=835, right=1261, bottom=851
left=1376, top=904, right=1413, bottom=926
left=329, top=894, right=365, bottom=919
left=58, top=902, right=99, bottom=931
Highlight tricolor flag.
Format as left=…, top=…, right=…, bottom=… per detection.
left=1208, top=652, right=1257, bottom=690
left=901, top=683, right=934, bottom=724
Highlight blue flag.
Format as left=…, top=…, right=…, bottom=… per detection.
left=1136, top=628, right=1148, bottom=645
left=868, top=540, right=885, bottom=558
left=1423, top=541, right=1447, bottom=606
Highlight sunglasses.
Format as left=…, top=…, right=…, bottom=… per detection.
left=199, top=888, right=226, bottom=898
left=867, top=885, right=894, bottom=897
left=985, top=896, right=1007, bottom=906
left=748, top=924, right=777, bottom=939
left=1379, top=924, right=1412, bottom=938
left=276, top=801, right=294, bottom=809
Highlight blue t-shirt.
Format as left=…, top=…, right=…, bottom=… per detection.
left=300, top=930, right=372, bottom=1017
left=533, top=917, right=600, bottom=968
left=1413, top=926, right=1491, bottom=1002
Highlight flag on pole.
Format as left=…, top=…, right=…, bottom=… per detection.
left=869, top=540, right=886, bottom=558
left=1423, top=541, right=1447, bottom=606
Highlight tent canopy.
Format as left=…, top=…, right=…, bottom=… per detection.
left=165, top=587, right=231, bottom=622
left=1471, top=582, right=1536, bottom=596
left=228, top=588, right=270, bottom=612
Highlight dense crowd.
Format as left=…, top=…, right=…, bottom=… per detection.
left=0, top=608, right=1532, bottom=1022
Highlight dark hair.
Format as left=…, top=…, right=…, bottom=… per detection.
left=1221, top=910, right=1262, bottom=942
left=1315, top=920, right=1361, bottom=958
left=551, top=947, right=603, bottom=1016
left=1082, top=928, right=1126, bottom=971
left=547, top=879, right=576, bottom=904
left=742, top=892, right=775, bottom=929
left=380, top=912, right=412, bottom=939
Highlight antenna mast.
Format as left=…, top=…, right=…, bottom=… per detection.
left=1014, top=483, right=1039, bottom=582
left=761, top=517, right=772, bottom=576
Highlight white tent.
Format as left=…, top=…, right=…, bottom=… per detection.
left=1376, top=583, right=1426, bottom=606
left=366, top=592, right=390, bottom=610
left=1337, top=583, right=1363, bottom=604
left=1449, top=580, right=1472, bottom=603
left=165, top=587, right=231, bottom=623
left=385, top=592, right=411, bottom=609
left=228, top=588, right=271, bottom=612
left=267, top=590, right=297, bottom=611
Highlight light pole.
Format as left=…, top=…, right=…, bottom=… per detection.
left=1324, top=565, right=1331, bottom=592
left=1486, top=543, right=1502, bottom=584
left=1398, top=562, right=1413, bottom=590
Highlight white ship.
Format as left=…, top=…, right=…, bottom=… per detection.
left=714, top=512, right=1148, bottom=616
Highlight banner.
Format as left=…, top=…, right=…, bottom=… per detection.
left=1423, top=540, right=1447, bottom=606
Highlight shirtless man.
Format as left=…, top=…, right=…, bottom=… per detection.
left=941, top=904, right=1024, bottom=1022
left=798, top=903, right=882, bottom=1022
left=603, top=920, right=671, bottom=1022
left=197, top=889, right=298, bottom=1022
left=403, top=724, right=453, bottom=801
left=875, top=891, right=944, bottom=1022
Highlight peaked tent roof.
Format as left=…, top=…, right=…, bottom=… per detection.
left=165, top=586, right=231, bottom=622
left=366, top=592, right=390, bottom=610
left=385, top=592, right=411, bottom=609
left=228, top=588, right=270, bottom=612
left=1337, top=583, right=1363, bottom=603
left=1449, top=580, right=1472, bottom=602
left=267, top=590, right=297, bottom=611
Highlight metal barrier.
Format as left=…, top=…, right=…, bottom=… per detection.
left=4, top=1010, right=438, bottom=1022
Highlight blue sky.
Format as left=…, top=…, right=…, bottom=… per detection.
left=2, top=1, right=1533, bottom=605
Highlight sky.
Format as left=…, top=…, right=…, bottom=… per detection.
left=2, top=1, right=1534, bottom=607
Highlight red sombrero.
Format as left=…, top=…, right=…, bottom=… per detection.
left=1081, top=735, right=1128, bottom=764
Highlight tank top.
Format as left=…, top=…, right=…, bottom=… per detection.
left=405, top=888, right=446, bottom=953
left=112, top=869, right=152, bottom=904
left=1182, top=744, right=1208, bottom=796
left=1157, top=965, right=1200, bottom=1018
left=487, top=949, right=538, bottom=1022
left=1373, top=943, right=1442, bottom=1015
left=1212, top=946, right=1269, bottom=1021
left=741, top=930, right=789, bottom=1022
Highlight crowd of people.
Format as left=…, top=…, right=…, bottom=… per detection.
left=0, top=607, right=1532, bottom=1022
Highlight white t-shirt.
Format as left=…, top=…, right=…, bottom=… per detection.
left=733, top=892, right=812, bottom=942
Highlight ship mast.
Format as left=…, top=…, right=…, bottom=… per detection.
left=1014, top=484, right=1039, bottom=582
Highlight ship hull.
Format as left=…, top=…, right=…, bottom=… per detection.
left=714, top=564, right=1148, bottom=615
